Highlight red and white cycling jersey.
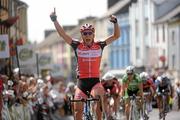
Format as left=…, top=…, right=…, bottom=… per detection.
left=71, top=40, right=106, bottom=79
left=102, top=79, right=121, bottom=95
left=143, top=78, right=156, bottom=92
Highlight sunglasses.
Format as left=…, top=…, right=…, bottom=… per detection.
left=82, top=32, right=93, bottom=36
left=127, top=73, right=133, bottom=76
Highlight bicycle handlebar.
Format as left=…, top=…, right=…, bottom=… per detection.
left=122, top=94, right=142, bottom=100
left=129, top=95, right=141, bottom=100
left=143, top=92, right=151, bottom=96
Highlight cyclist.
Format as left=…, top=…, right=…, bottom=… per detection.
left=121, top=66, right=143, bottom=120
left=65, top=82, right=76, bottom=98
left=140, top=72, right=155, bottom=114
left=155, top=75, right=172, bottom=119
left=174, top=80, right=180, bottom=110
left=50, top=10, right=120, bottom=120
left=65, top=82, right=76, bottom=115
left=101, top=72, right=121, bottom=118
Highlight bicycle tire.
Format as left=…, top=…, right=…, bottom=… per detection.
left=130, top=105, right=139, bottom=120
left=162, top=95, right=166, bottom=120
left=129, top=103, right=134, bottom=120
left=143, top=102, right=149, bottom=120
left=134, top=103, right=140, bottom=120
left=129, top=96, right=141, bottom=120
left=83, top=113, right=93, bottom=120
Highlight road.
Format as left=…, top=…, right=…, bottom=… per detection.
left=60, top=109, right=180, bottom=120
left=149, top=109, right=180, bottom=120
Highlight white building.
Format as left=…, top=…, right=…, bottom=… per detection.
left=156, top=5, right=180, bottom=80
left=129, top=0, right=180, bottom=73
left=129, top=0, right=156, bottom=68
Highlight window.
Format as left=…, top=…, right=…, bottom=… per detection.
left=144, top=0, right=148, bottom=4
left=145, top=19, right=149, bottom=35
left=172, top=31, right=175, bottom=45
left=122, top=49, right=125, bottom=67
left=135, top=20, right=139, bottom=37
left=157, top=26, right=159, bottom=43
left=163, top=49, right=166, bottom=56
left=172, top=54, right=175, bottom=69
left=163, top=25, right=165, bottom=42
left=116, top=50, right=119, bottom=68
left=136, top=47, right=140, bottom=59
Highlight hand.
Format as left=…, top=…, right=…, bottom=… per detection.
left=109, top=15, right=117, bottom=24
left=50, top=8, right=57, bottom=22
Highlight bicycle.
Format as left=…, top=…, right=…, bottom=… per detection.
left=104, top=93, right=119, bottom=120
left=69, top=94, right=100, bottom=120
left=143, top=92, right=151, bottom=120
left=125, top=94, right=143, bottom=120
left=158, top=89, right=169, bottom=120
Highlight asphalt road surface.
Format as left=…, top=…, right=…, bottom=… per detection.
left=149, top=109, right=180, bottom=120
left=57, top=109, right=180, bottom=120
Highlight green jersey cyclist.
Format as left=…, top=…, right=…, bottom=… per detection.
left=121, top=66, right=143, bottom=120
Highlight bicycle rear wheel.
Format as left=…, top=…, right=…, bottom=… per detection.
left=162, top=95, right=167, bottom=120
left=83, top=113, right=93, bottom=120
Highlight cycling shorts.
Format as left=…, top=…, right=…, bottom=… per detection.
left=127, top=89, right=139, bottom=96
left=74, top=78, right=104, bottom=99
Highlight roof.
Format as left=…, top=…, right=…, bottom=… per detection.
left=18, top=0, right=28, bottom=8
left=153, top=0, right=167, bottom=5
left=101, top=0, right=132, bottom=18
left=155, top=5, right=180, bottom=24
left=154, top=0, right=180, bottom=20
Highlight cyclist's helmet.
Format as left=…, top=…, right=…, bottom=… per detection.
left=161, top=75, right=170, bottom=84
left=126, top=66, right=135, bottom=74
left=156, top=75, right=167, bottom=85
left=102, top=72, right=116, bottom=81
left=80, top=23, right=95, bottom=33
left=140, top=72, right=148, bottom=82
left=67, top=82, right=75, bottom=89
left=157, top=76, right=162, bottom=82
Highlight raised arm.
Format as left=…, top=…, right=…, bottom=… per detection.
left=105, top=15, right=120, bottom=45
left=50, top=9, right=72, bottom=45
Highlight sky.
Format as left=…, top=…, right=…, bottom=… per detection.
left=21, top=0, right=107, bottom=43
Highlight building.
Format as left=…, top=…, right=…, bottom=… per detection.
left=153, top=0, right=180, bottom=69
left=36, top=26, right=75, bottom=79
left=129, top=0, right=180, bottom=74
left=129, top=0, right=156, bottom=70
left=0, top=0, right=28, bottom=75
left=100, top=0, right=138, bottom=72
left=154, top=2, right=180, bottom=79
